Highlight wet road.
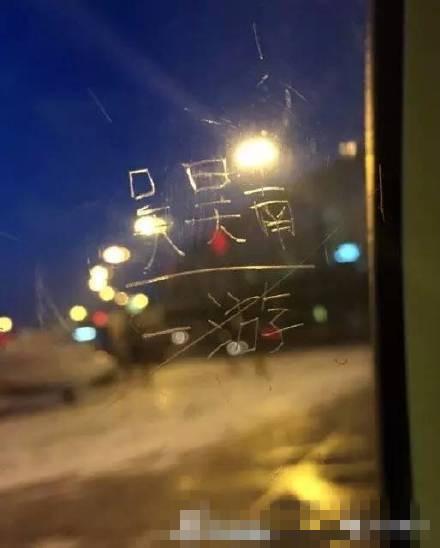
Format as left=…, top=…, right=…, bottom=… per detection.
left=0, top=346, right=379, bottom=547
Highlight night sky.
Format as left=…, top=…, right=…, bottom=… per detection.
left=0, top=0, right=366, bottom=326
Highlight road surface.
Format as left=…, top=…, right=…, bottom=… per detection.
left=0, top=345, right=379, bottom=546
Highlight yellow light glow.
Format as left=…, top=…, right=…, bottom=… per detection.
left=233, top=135, right=280, bottom=171
left=114, top=291, right=129, bottom=306
left=88, top=277, right=107, bottom=292
left=129, top=293, right=149, bottom=311
left=270, top=462, right=351, bottom=512
left=69, top=305, right=88, bottom=322
left=102, top=245, right=131, bottom=265
left=134, top=215, right=167, bottom=236
left=88, top=265, right=110, bottom=292
left=99, top=286, right=115, bottom=302
left=90, top=265, right=109, bottom=280
left=0, top=316, right=13, bottom=333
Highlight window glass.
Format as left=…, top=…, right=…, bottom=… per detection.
left=0, top=1, right=377, bottom=544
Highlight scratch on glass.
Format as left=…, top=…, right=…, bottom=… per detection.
left=257, top=74, right=269, bottom=87
left=252, top=22, right=264, bottom=61
left=126, top=264, right=315, bottom=288
left=282, top=82, right=308, bottom=103
left=143, top=327, right=191, bottom=339
left=87, top=88, right=113, bottom=123
left=152, top=229, right=338, bottom=369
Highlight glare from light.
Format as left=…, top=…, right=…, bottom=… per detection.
left=102, top=245, right=131, bottom=265
left=73, top=326, right=97, bottom=343
left=89, top=265, right=109, bottom=281
left=134, top=215, right=167, bottom=236
left=280, top=462, right=347, bottom=510
left=69, top=305, right=88, bottom=322
left=88, top=265, right=110, bottom=292
left=334, top=243, right=361, bottom=264
left=99, top=286, right=115, bottom=302
left=171, top=330, right=189, bottom=346
left=114, top=291, right=129, bottom=306
left=233, top=135, right=280, bottom=171
left=128, top=293, right=149, bottom=313
left=88, top=277, right=107, bottom=292
left=0, top=317, right=13, bottom=333
left=312, top=305, right=328, bottom=324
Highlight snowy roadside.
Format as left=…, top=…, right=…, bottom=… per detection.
left=0, top=346, right=372, bottom=492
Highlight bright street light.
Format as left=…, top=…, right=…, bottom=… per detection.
left=89, top=265, right=109, bottom=281
left=69, top=305, right=88, bottom=322
left=88, top=277, right=104, bottom=292
left=0, top=316, right=13, bottom=333
left=88, top=265, right=110, bottom=292
left=102, top=245, right=131, bottom=265
left=134, top=215, right=167, bottom=237
left=233, top=134, right=280, bottom=171
left=99, top=286, right=115, bottom=302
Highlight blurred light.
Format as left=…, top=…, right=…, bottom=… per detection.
left=261, top=326, right=282, bottom=340
left=73, top=326, right=97, bottom=343
left=99, top=286, right=115, bottom=302
left=233, top=135, right=279, bottom=171
left=281, top=462, right=345, bottom=510
left=171, top=330, right=189, bottom=345
left=88, top=277, right=106, bottom=292
left=114, top=291, right=129, bottom=306
left=88, top=265, right=110, bottom=292
left=313, top=305, right=328, bottom=324
left=0, top=332, right=13, bottom=347
left=210, top=229, right=229, bottom=256
left=334, top=243, right=361, bottom=264
left=92, top=310, right=109, bottom=328
left=127, top=293, right=149, bottom=313
left=69, top=305, right=88, bottom=322
left=89, top=265, right=109, bottom=281
left=134, top=215, right=167, bottom=236
left=0, top=316, right=13, bottom=333
left=102, top=245, right=131, bottom=265
left=226, top=340, right=248, bottom=356
left=339, top=141, right=358, bottom=157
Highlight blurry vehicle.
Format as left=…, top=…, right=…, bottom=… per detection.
left=0, top=329, right=118, bottom=403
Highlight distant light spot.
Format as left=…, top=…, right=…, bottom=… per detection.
left=171, top=330, right=189, bottom=346
left=226, top=341, right=248, bottom=356
left=334, top=243, right=361, bottom=264
left=313, top=305, right=328, bottom=324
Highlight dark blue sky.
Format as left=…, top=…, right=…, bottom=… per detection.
left=0, top=0, right=365, bottom=325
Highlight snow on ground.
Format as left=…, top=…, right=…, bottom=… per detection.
left=0, top=346, right=372, bottom=492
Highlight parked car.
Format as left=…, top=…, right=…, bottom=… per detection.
left=0, top=329, right=118, bottom=403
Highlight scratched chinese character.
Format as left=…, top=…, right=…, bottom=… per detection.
left=129, top=168, right=185, bottom=269
left=182, top=158, right=230, bottom=193
left=244, top=186, right=295, bottom=248
left=207, top=287, right=303, bottom=357
left=184, top=158, right=246, bottom=244
left=129, top=168, right=156, bottom=200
